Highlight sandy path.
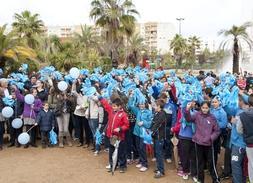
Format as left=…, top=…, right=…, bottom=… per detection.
left=0, top=145, right=230, bottom=183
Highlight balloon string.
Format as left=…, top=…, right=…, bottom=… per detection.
left=26, top=124, right=36, bottom=133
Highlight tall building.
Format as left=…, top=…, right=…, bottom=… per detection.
left=45, top=25, right=102, bottom=38
left=136, top=22, right=176, bottom=54
left=45, top=22, right=176, bottom=53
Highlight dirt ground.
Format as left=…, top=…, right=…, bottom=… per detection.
left=0, top=143, right=231, bottom=183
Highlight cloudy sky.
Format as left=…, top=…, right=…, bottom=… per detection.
left=0, top=0, right=253, bottom=44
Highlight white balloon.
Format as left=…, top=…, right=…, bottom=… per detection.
left=12, top=118, right=23, bottom=129
left=69, top=67, right=80, bottom=79
left=18, top=132, right=30, bottom=145
left=2, top=106, right=14, bottom=118
left=58, top=81, right=68, bottom=91
left=24, top=94, right=35, bottom=105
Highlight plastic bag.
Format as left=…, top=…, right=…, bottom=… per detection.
left=95, top=129, right=103, bottom=145
left=49, top=129, right=57, bottom=145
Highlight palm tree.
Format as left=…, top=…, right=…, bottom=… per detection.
left=74, top=25, right=99, bottom=55
left=127, top=33, right=145, bottom=66
left=0, top=24, right=36, bottom=72
left=90, top=0, right=139, bottom=68
left=170, top=34, right=187, bottom=68
left=36, top=35, right=62, bottom=63
left=218, top=22, right=253, bottom=74
left=12, top=10, right=44, bottom=48
left=188, top=36, right=201, bottom=58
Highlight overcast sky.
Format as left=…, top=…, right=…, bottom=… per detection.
left=1, top=0, right=253, bottom=44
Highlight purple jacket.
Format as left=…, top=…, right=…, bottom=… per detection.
left=15, top=90, right=42, bottom=119
left=184, top=110, right=220, bottom=146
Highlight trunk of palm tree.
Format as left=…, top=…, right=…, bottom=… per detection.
left=233, top=38, right=239, bottom=74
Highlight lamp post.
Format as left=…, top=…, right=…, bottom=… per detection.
left=176, top=18, right=185, bottom=35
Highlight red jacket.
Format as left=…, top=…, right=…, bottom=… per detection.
left=100, top=98, right=129, bottom=140
left=171, top=107, right=182, bottom=134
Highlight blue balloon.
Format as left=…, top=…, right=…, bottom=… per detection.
left=12, top=118, right=23, bottom=129
left=24, top=94, right=35, bottom=105
left=69, top=67, right=80, bottom=79
left=18, top=132, right=30, bottom=145
left=58, top=81, right=68, bottom=91
left=2, top=106, right=14, bottom=118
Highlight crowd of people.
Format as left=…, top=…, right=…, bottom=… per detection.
left=0, top=64, right=253, bottom=183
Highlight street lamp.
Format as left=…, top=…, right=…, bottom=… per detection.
left=176, top=18, right=185, bottom=35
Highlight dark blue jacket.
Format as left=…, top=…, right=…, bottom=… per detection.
left=36, top=109, right=55, bottom=131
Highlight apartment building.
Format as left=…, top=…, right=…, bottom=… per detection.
left=136, top=22, right=176, bottom=54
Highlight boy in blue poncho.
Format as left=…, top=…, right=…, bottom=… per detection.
left=128, top=90, right=152, bottom=172
left=230, top=95, right=248, bottom=183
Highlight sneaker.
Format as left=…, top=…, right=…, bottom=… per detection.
left=73, top=137, right=79, bottom=141
left=219, top=173, right=230, bottom=180
left=104, top=148, right=109, bottom=153
left=24, top=144, right=29, bottom=148
left=8, top=143, right=15, bottom=148
left=94, top=151, right=99, bottom=156
left=166, top=158, right=172, bottom=163
left=77, top=143, right=83, bottom=147
left=177, top=170, right=184, bottom=177
left=140, top=167, right=148, bottom=172
left=31, top=144, right=38, bottom=148
left=136, top=164, right=142, bottom=168
left=151, top=158, right=156, bottom=162
left=119, top=167, right=126, bottom=173
left=59, top=143, right=64, bottom=148
left=182, top=174, right=189, bottom=180
left=192, top=176, right=199, bottom=183
left=106, top=164, right=111, bottom=169
left=154, top=171, right=164, bottom=179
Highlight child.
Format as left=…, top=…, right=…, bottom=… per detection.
left=128, top=92, right=152, bottom=172
left=236, top=94, right=253, bottom=183
left=35, top=102, right=55, bottom=148
left=184, top=101, right=220, bottom=183
left=99, top=96, right=129, bottom=173
left=151, top=99, right=167, bottom=178
left=230, top=95, right=248, bottom=183
left=177, top=100, right=197, bottom=181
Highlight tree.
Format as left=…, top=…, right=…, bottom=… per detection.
left=12, top=10, right=44, bottom=48
left=170, top=34, right=187, bottom=68
left=127, top=33, right=145, bottom=66
left=74, top=25, right=98, bottom=54
left=218, top=22, right=253, bottom=74
left=0, top=24, right=36, bottom=73
left=90, top=0, right=139, bottom=68
left=187, top=36, right=201, bottom=58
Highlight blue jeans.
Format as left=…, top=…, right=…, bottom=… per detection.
left=136, top=136, right=148, bottom=167
left=154, top=139, right=164, bottom=174
left=164, top=138, right=172, bottom=160
left=88, top=119, right=100, bottom=151
left=231, top=145, right=246, bottom=183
